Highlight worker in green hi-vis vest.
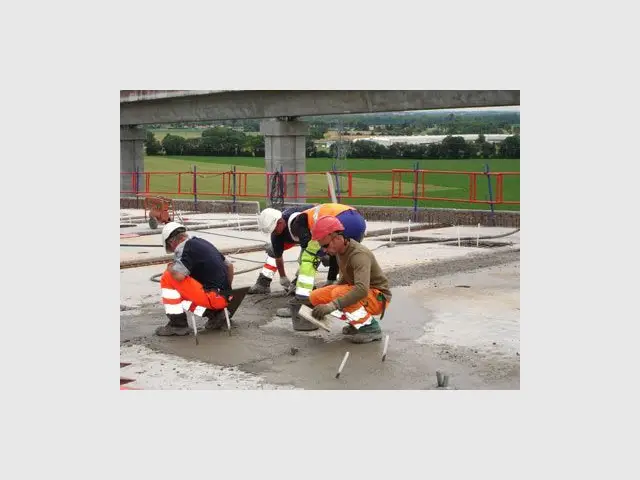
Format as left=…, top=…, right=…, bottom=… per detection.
left=280, top=203, right=367, bottom=331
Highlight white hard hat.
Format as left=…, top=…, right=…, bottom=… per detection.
left=161, top=221, right=186, bottom=253
left=258, top=208, right=282, bottom=234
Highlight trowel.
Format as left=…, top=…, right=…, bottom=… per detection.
left=226, top=286, right=250, bottom=318
left=298, top=304, right=334, bottom=332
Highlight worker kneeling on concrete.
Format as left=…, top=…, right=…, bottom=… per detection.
left=255, top=203, right=368, bottom=330
left=155, top=222, right=235, bottom=336
left=308, top=216, right=391, bottom=343
left=248, top=203, right=366, bottom=299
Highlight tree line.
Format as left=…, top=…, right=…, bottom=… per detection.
left=150, top=111, right=519, bottom=135
left=145, top=128, right=519, bottom=159
left=332, top=135, right=520, bottom=159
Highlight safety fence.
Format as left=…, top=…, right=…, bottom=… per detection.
left=120, top=166, right=520, bottom=210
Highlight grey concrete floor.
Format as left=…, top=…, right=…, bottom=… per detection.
left=120, top=210, right=520, bottom=390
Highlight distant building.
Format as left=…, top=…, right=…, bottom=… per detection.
left=314, top=140, right=334, bottom=150
left=352, top=134, right=510, bottom=146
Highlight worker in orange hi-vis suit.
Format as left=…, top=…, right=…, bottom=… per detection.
left=309, top=215, right=392, bottom=344
left=155, top=222, right=234, bottom=336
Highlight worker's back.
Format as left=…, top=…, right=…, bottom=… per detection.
left=177, top=237, right=230, bottom=293
left=337, top=239, right=391, bottom=300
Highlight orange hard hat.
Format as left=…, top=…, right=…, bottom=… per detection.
left=312, top=215, right=345, bottom=240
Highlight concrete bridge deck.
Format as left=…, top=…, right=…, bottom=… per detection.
left=120, top=210, right=520, bottom=390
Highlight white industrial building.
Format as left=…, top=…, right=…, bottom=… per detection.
left=318, top=134, right=511, bottom=148
left=352, top=134, right=511, bottom=146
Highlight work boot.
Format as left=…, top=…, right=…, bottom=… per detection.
left=342, top=324, right=357, bottom=335
left=203, top=309, right=227, bottom=331
left=247, top=273, right=272, bottom=294
left=289, top=297, right=318, bottom=332
left=346, top=318, right=382, bottom=344
left=155, top=313, right=190, bottom=336
left=276, top=307, right=292, bottom=318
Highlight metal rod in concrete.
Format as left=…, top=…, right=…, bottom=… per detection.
left=336, top=351, right=350, bottom=379
left=190, top=312, right=199, bottom=345
left=224, top=308, right=232, bottom=336
left=436, top=371, right=443, bottom=387
left=382, top=335, right=390, bottom=361
left=443, top=375, right=449, bottom=388
left=477, top=223, right=480, bottom=247
left=457, top=226, right=461, bottom=246
left=407, top=219, right=411, bottom=241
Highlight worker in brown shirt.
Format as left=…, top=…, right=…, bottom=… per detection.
left=309, top=215, right=392, bottom=343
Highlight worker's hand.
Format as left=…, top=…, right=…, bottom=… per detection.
left=279, top=276, right=291, bottom=289
left=312, top=301, right=337, bottom=319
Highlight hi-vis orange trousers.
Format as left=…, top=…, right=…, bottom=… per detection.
left=160, top=270, right=228, bottom=317
left=309, top=284, right=388, bottom=329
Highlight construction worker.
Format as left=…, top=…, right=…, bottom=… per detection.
left=288, top=203, right=366, bottom=299
left=248, top=203, right=366, bottom=297
left=265, top=202, right=367, bottom=331
left=155, top=222, right=235, bottom=336
left=308, top=215, right=391, bottom=343
left=247, top=204, right=316, bottom=295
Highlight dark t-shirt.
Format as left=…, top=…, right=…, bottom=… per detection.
left=177, top=237, right=230, bottom=292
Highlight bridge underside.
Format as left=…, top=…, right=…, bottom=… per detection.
left=120, top=89, right=519, bottom=202
left=120, top=90, right=519, bottom=125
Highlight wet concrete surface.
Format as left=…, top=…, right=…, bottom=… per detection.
left=121, top=250, right=520, bottom=390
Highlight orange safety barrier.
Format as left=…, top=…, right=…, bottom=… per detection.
left=120, top=168, right=520, bottom=206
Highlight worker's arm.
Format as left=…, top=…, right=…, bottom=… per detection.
left=298, top=227, right=312, bottom=252
left=333, top=253, right=370, bottom=309
left=269, top=234, right=288, bottom=278
left=171, top=242, right=192, bottom=281
left=275, top=257, right=286, bottom=278
left=168, top=262, right=188, bottom=282
left=225, top=260, right=234, bottom=288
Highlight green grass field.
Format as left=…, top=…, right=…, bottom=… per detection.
left=134, top=155, right=520, bottom=211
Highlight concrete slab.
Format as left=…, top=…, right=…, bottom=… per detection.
left=120, top=211, right=520, bottom=390
left=120, top=344, right=297, bottom=390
